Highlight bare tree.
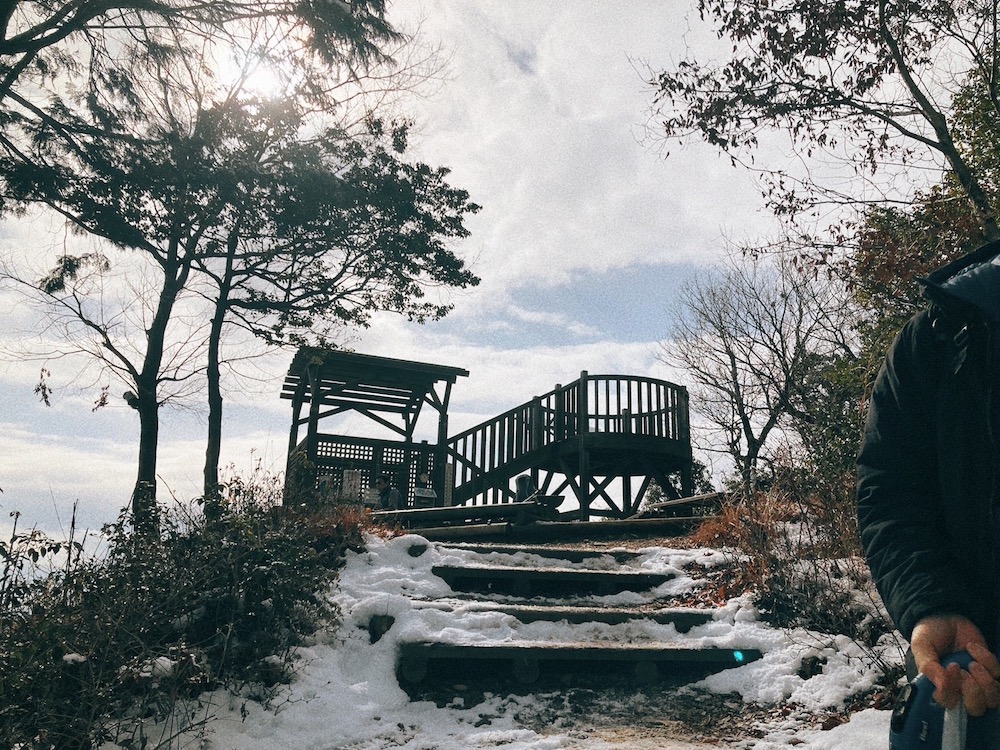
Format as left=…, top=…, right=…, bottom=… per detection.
left=658, top=254, right=857, bottom=492
left=648, top=0, right=1000, bottom=251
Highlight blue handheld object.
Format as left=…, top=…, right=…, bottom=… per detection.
left=889, top=652, right=995, bottom=750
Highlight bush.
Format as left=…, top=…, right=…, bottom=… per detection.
left=0, top=471, right=377, bottom=749
left=690, top=484, right=895, bottom=650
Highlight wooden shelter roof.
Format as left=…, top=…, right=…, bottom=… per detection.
left=280, top=347, right=469, bottom=415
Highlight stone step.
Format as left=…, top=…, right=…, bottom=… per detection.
left=410, top=600, right=714, bottom=632
left=437, top=542, right=641, bottom=565
left=431, top=563, right=673, bottom=597
left=397, top=640, right=762, bottom=685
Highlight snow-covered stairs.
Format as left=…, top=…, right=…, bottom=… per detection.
left=384, top=539, right=762, bottom=690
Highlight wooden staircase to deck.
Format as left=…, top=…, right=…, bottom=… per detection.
left=444, top=372, right=695, bottom=519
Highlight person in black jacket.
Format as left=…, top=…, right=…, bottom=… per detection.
left=857, top=241, right=1000, bottom=717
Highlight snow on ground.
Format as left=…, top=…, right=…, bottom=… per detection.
left=107, top=533, right=904, bottom=749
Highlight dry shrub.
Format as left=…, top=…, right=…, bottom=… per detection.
left=690, top=488, right=892, bottom=650
left=688, top=493, right=802, bottom=606
left=0, top=464, right=379, bottom=749
left=299, top=503, right=391, bottom=557
left=689, top=492, right=799, bottom=552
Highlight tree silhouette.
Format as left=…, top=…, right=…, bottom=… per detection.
left=0, top=36, right=478, bottom=529
left=649, top=0, right=1000, bottom=248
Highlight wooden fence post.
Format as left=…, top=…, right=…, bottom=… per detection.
left=577, top=371, right=590, bottom=519
left=530, top=397, right=542, bottom=452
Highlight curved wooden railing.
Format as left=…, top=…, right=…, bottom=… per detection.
left=445, top=372, right=689, bottom=505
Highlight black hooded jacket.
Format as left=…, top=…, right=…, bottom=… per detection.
left=857, top=240, right=1000, bottom=644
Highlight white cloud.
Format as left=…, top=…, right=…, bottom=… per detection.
left=1, top=3, right=771, bottom=534
left=500, top=304, right=602, bottom=338
left=393, top=0, right=770, bottom=301
left=0, top=423, right=136, bottom=534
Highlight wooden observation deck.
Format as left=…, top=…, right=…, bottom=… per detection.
left=446, top=371, right=692, bottom=519
left=282, top=349, right=693, bottom=519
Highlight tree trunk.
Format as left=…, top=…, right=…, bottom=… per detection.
left=203, top=322, right=224, bottom=517
left=202, top=291, right=227, bottom=518
left=741, top=439, right=763, bottom=496
left=130, top=258, right=188, bottom=533
left=203, top=226, right=239, bottom=515
left=132, top=383, right=160, bottom=536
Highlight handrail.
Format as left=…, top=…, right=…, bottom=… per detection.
left=445, top=373, right=689, bottom=504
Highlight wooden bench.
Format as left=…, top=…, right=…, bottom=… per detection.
left=640, top=491, right=728, bottom=518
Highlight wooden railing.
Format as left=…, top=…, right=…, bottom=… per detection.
left=445, top=372, right=689, bottom=505
left=288, top=434, right=439, bottom=505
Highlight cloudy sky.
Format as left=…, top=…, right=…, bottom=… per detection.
left=0, top=1, right=777, bottom=537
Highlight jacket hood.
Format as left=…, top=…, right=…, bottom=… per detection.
left=922, top=239, right=1000, bottom=323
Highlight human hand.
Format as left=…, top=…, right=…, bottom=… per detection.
left=911, top=614, right=1000, bottom=716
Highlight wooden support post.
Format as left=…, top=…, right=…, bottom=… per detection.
left=287, top=377, right=307, bottom=456
left=444, top=461, right=454, bottom=507
left=435, top=381, right=453, bottom=504
left=402, top=442, right=414, bottom=509
left=530, top=397, right=542, bottom=452
left=554, top=384, right=565, bottom=440
left=305, top=363, right=322, bottom=460
left=576, top=450, right=592, bottom=521
left=577, top=371, right=591, bottom=520
left=679, top=386, right=693, bottom=497
left=677, top=386, right=690, bottom=444
left=284, top=378, right=307, bottom=503
left=681, top=464, right=694, bottom=499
